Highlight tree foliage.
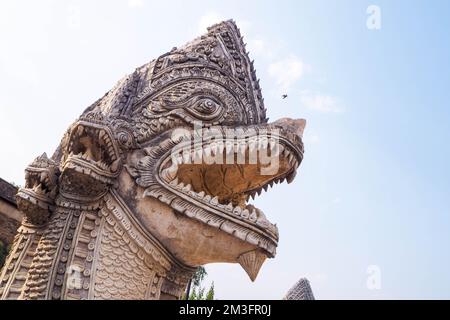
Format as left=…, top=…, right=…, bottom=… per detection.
left=186, top=266, right=215, bottom=300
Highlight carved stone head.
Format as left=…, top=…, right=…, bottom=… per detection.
left=8, top=20, right=305, bottom=299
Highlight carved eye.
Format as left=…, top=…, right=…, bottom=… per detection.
left=154, top=93, right=225, bottom=122
left=194, top=99, right=219, bottom=114
left=188, top=97, right=224, bottom=121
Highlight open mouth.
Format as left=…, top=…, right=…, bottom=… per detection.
left=63, top=122, right=121, bottom=182
left=16, top=162, right=59, bottom=225
left=18, top=169, right=55, bottom=205
left=157, top=129, right=303, bottom=252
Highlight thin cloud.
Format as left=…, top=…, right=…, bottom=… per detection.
left=268, top=55, right=309, bottom=92
left=333, top=196, right=342, bottom=204
left=197, top=12, right=224, bottom=34
left=300, top=90, right=344, bottom=113
left=303, top=133, right=320, bottom=145
left=127, top=0, right=144, bottom=8
left=248, top=38, right=265, bottom=53
left=67, top=5, right=81, bottom=30
left=246, top=38, right=274, bottom=59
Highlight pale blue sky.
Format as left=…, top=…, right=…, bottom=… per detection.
left=1, top=0, right=449, bottom=299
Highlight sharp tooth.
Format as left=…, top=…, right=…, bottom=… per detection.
left=237, top=250, right=267, bottom=282
left=182, top=152, right=191, bottom=164
left=283, top=149, right=290, bottom=158
left=195, top=149, right=203, bottom=162
left=188, top=190, right=197, bottom=197
left=279, top=145, right=285, bottom=153
left=36, top=184, right=43, bottom=193
left=110, top=159, right=120, bottom=172
left=177, top=182, right=184, bottom=189
left=256, top=189, right=262, bottom=196
left=256, top=209, right=267, bottom=220
left=233, top=206, right=242, bottom=215
left=225, top=202, right=233, bottom=211
left=288, top=153, right=294, bottom=164
left=203, top=146, right=211, bottom=158
left=259, top=138, right=268, bottom=149
left=170, top=177, right=178, bottom=186
left=263, top=185, right=268, bottom=192
left=77, top=126, right=84, bottom=135
left=248, top=140, right=257, bottom=153
left=204, top=195, right=211, bottom=202
left=241, top=208, right=249, bottom=218
left=182, top=184, right=192, bottom=192
left=269, top=181, right=274, bottom=188
left=287, top=170, right=297, bottom=184
left=269, top=138, right=276, bottom=150
left=163, top=164, right=178, bottom=181
left=239, top=142, right=247, bottom=154
left=271, top=144, right=280, bottom=157
left=217, top=142, right=224, bottom=155
left=197, top=191, right=205, bottom=198
left=226, top=142, right=233, bottom=154
left=210, top=143, right=217, bottom=156
left=249, top=210, right=257, bottom=221
left=210, top=196, right=219, bottom=205
left=256, top=216, right=269, bottom=228
left=250, top=193, right=256, bottom=200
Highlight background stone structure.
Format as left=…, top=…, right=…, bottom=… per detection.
left=0, top=178, right=21, bottom=245
left=283, top=278, right=315, bottom=300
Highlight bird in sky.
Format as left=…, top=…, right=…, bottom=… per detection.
left=282, top=94, right=288, bottom=99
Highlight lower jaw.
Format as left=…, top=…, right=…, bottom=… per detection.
left=143, top=178, right=279, bottom=257
left=16, top=190, right=54, bottom=225
left=59, top=162, right=114, bottom=201
left=62, top=158, right=117, bottom=182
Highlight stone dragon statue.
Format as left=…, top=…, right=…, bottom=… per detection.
left=0, top=20, right=305, bottom=300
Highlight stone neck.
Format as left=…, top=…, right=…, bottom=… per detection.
left=0, top=191, right=195, bottom=300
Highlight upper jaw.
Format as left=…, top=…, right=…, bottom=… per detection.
left=152, top=120, right=305, bottom=256
left=16, top=153, right=60, bottom=224
left=59, top=120, right=122, bottom=201
left=63, top=121, right=121, bottom=180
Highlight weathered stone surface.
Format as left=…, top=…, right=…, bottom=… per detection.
left=0, top=20, right=305, bottom=300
